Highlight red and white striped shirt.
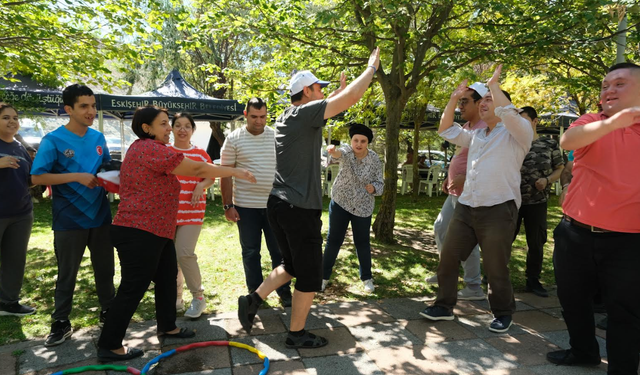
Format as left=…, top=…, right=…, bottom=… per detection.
left=167, top=145, right=212, bottom=226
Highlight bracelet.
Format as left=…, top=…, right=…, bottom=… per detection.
left=562, top=183, right=570, bottom=189
left=368, top=65, right=376, bottom=74
left=545, top=177, right=550, bottom=185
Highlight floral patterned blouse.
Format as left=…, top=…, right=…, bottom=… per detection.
left=113, top=138, right=184, bottom=239
left=330, top=146, right=384, bottom=217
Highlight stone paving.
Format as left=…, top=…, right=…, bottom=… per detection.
left=0, top=289, right=612, bottom=375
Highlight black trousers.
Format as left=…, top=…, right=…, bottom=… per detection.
left=513, top=201, right=547, bottom=281
left=553, top=218, right=640, bottom=375
left=98, top=225, right=178, bottom=350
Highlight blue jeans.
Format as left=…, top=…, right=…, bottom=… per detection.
left=236, top=206, right=290, bottom=296
left=322, top=200, right=372, bottom=281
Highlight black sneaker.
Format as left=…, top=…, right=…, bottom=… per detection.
left=546, top=349, right=601, bottom=366
left=419, top=305, right=454, bottom=321
left=237, top=294, right=260, bottom=334
left=0, top=301, right=36, bottom=316
left=525, top=278, right=549, bottom=298
left=45, top=320, right=73, bottom=347
left=99, top=310, right=108, bottom=328
left=489, top=315, right=513, bottom=333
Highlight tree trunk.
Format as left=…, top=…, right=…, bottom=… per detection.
left=373, top=94, right=408, bottom=243
left=206, top=121, right=226, bottom=161
left=411, top=106, right=426, bottom=202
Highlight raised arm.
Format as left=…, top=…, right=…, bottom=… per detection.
left=488, top=64, right=532, bottom=147
left=324, top=47, right=380, bottom=120
left=172, top=157, right=255, bottom=183
left=560, top=107, right=640, bottom=150
left=439, top=80, right=468, bottom=134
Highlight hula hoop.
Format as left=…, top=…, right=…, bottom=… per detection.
left=50, top=340, right=269, bottom=375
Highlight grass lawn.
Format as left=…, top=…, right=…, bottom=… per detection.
left=0, top=192, right=564, bottom=346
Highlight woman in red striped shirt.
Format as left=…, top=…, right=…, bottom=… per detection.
left=168, top=113, right=213, bottom=318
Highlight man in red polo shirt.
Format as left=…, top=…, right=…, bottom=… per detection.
left=546, top=62, right=640, bottom=374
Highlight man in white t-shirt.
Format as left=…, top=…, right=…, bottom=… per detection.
left=220, top=98, right=292, bottom=307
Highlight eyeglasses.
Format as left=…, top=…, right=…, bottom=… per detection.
left=174, top=125, right=193, bottom=131
left=457, top=99, right=470, bottom=106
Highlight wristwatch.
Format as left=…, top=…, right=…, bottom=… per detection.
left=223, top=204, right=234, bottom=211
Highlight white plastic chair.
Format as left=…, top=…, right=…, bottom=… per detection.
left=418, top=165, right=442, bottom=197
left=323, top=164, right=340, bottom=196
left=400, top=164, right=413, bottom=195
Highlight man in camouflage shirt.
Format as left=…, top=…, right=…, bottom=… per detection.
left=514, top=106, right=564, bottom=297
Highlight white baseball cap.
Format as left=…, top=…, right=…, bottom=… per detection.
left=289, top=70, right=330, bottom=95
left=468, top=82, right=488, bottom=97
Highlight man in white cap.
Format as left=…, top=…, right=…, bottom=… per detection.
left=237, top=47, right=380, bottom=349
left=427, top=82, right=488, bottom=302
left=420, top=65, right=533, bottom=334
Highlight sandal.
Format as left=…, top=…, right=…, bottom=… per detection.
left=285, top=330, right=328, bottom=349
left=158, top=327, right=196, bottom=338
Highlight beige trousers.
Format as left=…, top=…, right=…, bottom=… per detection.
left=175, top=225, right=204, bottom=299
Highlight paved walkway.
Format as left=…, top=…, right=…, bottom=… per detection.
left=0, top=290, right=611, bottom=375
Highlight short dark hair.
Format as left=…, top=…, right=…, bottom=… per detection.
left=519, top=106, right=538, bottom=120
left=470, top=90, right=482, bottom=102
left=290, top=84, right=317, bottom=103
left=0, top=102, right=15, bottom=115
left=171, top=112, right=196, bottom=130
left=131, top=105, right=169, bottom=140
left=246, top=97, right=267, bottom=113
left=608, top=62, right=640, bottom=73
left=290, top=90, right=304, bottom=103
left=62, top=84, right=94, bottom=108
left=501, top=90, right=512, bottom=102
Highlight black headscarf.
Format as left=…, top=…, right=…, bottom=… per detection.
left=348, top=123, right=373, bottom=143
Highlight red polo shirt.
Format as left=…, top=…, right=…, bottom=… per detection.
left=562, top=112, right=640, bottom=233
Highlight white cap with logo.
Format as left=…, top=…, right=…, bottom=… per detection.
left=289, top=70, right=330, bottom=95
left=468, top=82, right=489, bottom=97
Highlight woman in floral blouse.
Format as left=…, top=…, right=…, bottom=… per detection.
left=97, top=106, right=255, bottom=362
left=321, top=123, right=383, bottom=294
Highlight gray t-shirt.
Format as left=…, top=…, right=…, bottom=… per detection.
left=271, top=100, right=327, bottom=210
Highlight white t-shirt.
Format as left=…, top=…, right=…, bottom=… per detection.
left=220, top=126, right=277, bottom=208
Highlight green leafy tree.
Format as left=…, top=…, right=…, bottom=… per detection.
left=0, top=0, right=164, bottom=88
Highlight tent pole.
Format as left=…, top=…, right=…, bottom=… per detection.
left=98, top=111, right=104, bottom=132
left=120, top=118, right=126, bottom=159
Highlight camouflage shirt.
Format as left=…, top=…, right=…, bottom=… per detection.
left=519, top=136, right=564, bottom=205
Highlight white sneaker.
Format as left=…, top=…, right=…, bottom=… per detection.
left=176, top=299, right=185, bottom=312
left=457, top=286, right=486, bottom=301
left=425, top=274, right=438, bottom=284
left=321, top=279, right=329, bottom=292
left=184, top=297, right=206, bottom=318
left=363, top=279, right=375, bottom=293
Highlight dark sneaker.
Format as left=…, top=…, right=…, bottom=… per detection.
left=419, top=305, right=454, bottom=321
left=489, top=315, right=513, bottom=333
left=0, top=301, right=36, bottom=316
left=45, top=320, right=73, bottom=347
left=525, top=279, right=549, bottom=298
left=98, top=347, right=144, bottom=362
left=285, top=330, right=328, bottom=349
left=99, top=310, right=108, bottom=328
left=237, top=294, right=260, bottom=334
left=546, top=349, right=601, bottom=366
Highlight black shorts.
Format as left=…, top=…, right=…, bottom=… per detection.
left=267, top=195, right=323, bottom=292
